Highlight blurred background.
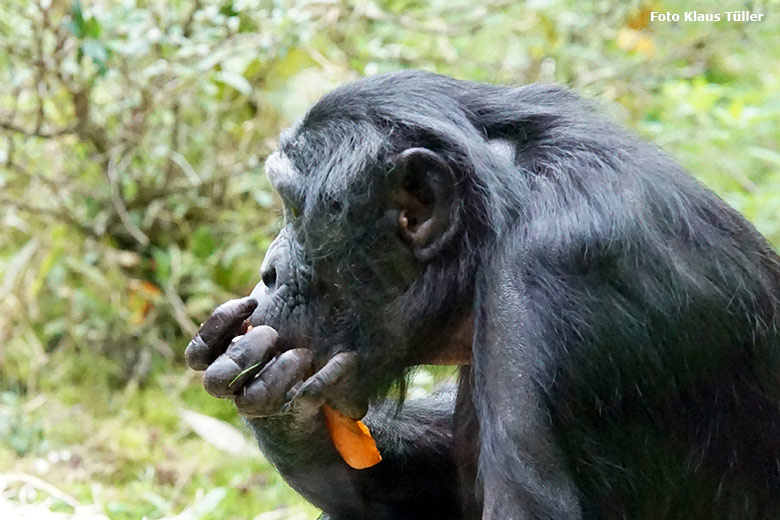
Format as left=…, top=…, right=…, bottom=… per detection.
left=0, top=0, right=778, bottom=518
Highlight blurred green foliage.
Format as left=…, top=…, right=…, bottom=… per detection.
left=0, top=0, right=778, bottom=518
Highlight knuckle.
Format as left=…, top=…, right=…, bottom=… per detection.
left=227, top=331, right=276, bottom=366
left=211, top=301, right=233, bottom=321
left=300, top=378, right=323, bottom=398
left=326, top=352, right=357, bottom=375
left=292, top=348, right=314, bottom=364
left=224, top=338, right=249, bottom=365
left=276, top=350, right=312, bottom=376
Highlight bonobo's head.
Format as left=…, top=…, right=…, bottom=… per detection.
left=248, top=71, right=517, bottom=397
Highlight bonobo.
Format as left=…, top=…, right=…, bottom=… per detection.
left=185, top=71, right=780, bottom=519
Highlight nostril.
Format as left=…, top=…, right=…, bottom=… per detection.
left=261, top=266, right=277, bottom=290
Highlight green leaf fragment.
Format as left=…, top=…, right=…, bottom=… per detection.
left=229, top=362, right=263, bottom=387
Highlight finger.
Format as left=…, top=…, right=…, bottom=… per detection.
left=203, top=325, right=279, bottom=398
left=295, top=351, right=358, bottom=404
left=185, top=297, right=257, bottom=370
left=234, top=349, right=314, bottom=417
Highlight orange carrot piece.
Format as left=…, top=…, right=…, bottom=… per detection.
left=322, top=404, right=382, bottom=469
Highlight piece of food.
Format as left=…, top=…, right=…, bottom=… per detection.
left=322, top=404, right=382, bottom=469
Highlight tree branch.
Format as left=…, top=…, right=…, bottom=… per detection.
left=0, top=196, right=99, bottom=239
left=0, top=120, right=77, bottom=138
left=107, top=149, right=150, bottom=247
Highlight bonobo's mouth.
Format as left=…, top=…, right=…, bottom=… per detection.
left=246, top=290, right=352, bottom=373
left=247, top=301, right=312, bottom=351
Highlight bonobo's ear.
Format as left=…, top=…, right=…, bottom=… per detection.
left=391, top=147, right=459, bottom=262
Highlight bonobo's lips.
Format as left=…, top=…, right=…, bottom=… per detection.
left=247, top=300, right=310, bottom=350
left=246, top=280, right=324, bottom=359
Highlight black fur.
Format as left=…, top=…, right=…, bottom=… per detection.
left=195, top=71, right=780, bottom=519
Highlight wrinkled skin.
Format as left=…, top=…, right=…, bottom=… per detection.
left=186, top=71, right=780, bottom=520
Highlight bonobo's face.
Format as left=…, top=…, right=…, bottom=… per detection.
left=247, top=117, right=474, bottom=396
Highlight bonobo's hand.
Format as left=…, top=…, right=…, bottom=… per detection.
left=184, top=296, right=365, bottom=421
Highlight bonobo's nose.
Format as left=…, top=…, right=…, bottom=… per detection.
left=249, top=233, right=292, bottom=308
left=260, top=259, right=278, bottom=291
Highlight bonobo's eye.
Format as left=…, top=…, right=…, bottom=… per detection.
left=282, top=197, right=302, bottom=219
left=282, top=203, right=302, bottom=227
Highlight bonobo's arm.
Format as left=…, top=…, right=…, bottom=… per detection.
left=474, top=240, right=582, bottom=520
left=185, top=297, right=461, bottom=520
left=250, top=393, right=460, bottom=520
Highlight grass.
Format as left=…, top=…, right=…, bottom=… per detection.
left=0, top=364, right=319, bottom=520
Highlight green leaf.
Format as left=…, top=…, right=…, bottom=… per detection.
left=191, top=226, right=216, bottom=260
left=83, top=17, right=101, bottom=39
left=229, top=362, right=263, bottom=387
left=68, top=1, right=100, bottom=39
